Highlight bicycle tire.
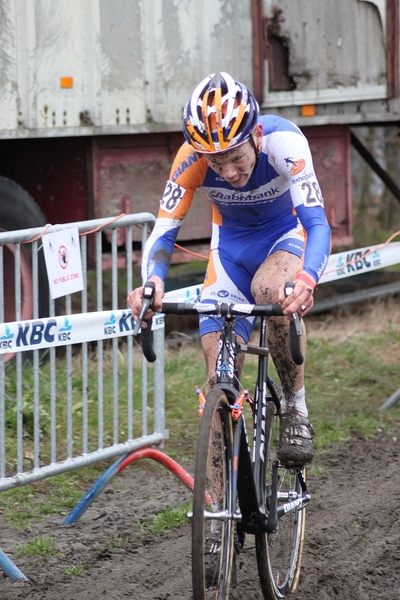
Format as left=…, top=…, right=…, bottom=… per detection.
left=192, top=388, right=235, bottom=600
left=255, top=401, right=306, bottom=600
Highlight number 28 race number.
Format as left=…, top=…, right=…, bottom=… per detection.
left=160, top=181, right=186, bottom=213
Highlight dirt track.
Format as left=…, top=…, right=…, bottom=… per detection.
left=2, top=295, right=400, bottom=599
left=1, top=421, right=400, bottom=600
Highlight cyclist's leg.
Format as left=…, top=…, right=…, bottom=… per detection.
left=251, top=248, right=305, bottom=395
left=251, top=239, right=314, bottom=466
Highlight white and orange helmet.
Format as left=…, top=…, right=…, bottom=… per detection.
left=183, top=72, right=259, bottom=153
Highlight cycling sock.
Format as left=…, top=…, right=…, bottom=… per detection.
left=281, top=386, right=308, bottom=418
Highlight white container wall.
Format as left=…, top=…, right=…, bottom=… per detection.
left=0, top=0, right=253, bottom=138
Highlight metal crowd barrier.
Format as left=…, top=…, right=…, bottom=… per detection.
left=0, top=212, right=168, bottom=493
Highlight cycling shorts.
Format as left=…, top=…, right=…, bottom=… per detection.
left=199, top=223, right=305, bottom=342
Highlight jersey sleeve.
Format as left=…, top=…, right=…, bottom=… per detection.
left=295, top=204, right=331, bottom=281
left=266, top=128, right=331, bottom=282
left=141, top=143, right=208, bottom=282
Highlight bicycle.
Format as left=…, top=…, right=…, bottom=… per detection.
left=134, top=281, right=311, bottom=600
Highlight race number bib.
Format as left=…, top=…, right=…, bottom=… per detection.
left=160, top=180, right=186, bottom=213
left=300, top=180, right=324, bottom=207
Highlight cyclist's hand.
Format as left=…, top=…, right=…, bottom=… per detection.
left=127, top=276, right=164, bottom=329
left=278, top=274, right=315, bottom=318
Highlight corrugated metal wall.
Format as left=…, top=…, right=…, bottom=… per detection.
left=0, top=0, right=254, bottom=136
left=262, top=0, right=387, bottom=110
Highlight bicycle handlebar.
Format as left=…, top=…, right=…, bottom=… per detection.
left=134, top=282, right=304, bottom=366
left=284, top=282, right=304, bottom=366
left=162, top=302, right=284, bottom=317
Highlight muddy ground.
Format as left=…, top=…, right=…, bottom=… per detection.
left=1, top=298, right=400, bottom=600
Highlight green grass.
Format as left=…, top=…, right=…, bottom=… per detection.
left=3, top=346, right=148, bottom=464
left=0, top=471, right=104, bottom=530
left=64, top=563, right=84, bottom=576
left=15, top=535, right=62, bottom=559
left=145, top=501, right=192, bottom=534
left=162, top=343, right=205, bottom=461
left=304, top=326, right=400, bottom=452
left=105, top=533, right=130, bottom=549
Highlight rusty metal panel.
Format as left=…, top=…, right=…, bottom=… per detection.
left=92, top=134, right=212, bottom=244
left=261, top=0, right=396, bottom=120
left=302, top=125, right=353, bottom=247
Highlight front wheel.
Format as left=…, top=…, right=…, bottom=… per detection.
left=255, top=402, right=306, bottom=599
left=192, top=388, right=235, bottom=600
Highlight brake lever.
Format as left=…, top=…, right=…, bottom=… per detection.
left=284, top=281, right=304, bottom=366
left=132, top=280, right=156, bottom=336
left=284, top=282, right=302, bottom=336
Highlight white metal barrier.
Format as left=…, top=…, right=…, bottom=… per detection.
left=0, top=213, right=168, bottom=492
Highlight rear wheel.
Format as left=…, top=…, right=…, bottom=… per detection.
left=192, top=388, right=235, bottom=599
left=255, top=402, right=306, bottom=599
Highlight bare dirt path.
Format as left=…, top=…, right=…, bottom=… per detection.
left=1, top=422, right=400, bottom=600
left=1, top=297, right=400, bottom=600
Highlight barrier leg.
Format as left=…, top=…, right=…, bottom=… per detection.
left=380, top=387, right=400, bottom=411
left=61, top=447, right=194, bottom=526
left=0, top=548, right=28, bottom=581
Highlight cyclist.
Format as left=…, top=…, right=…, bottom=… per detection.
left=127, top=72, right=331, bottom=467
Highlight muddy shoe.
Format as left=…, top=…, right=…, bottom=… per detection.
left=278, top=412, right=315, bottom=467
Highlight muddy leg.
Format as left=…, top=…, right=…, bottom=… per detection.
left=251, top=250, right=305, bottom=398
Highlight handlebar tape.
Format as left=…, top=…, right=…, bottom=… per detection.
left=284, top=281, right=304, bottom=366
left=141, top=326, right=157, bottom=363
left=289, top=320, right=304, bottom=366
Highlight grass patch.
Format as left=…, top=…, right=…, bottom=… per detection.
left=0, top=470, right=104, bottom=530
left=145, top=501, right=192, bottom=534
left=64, top=563, right=84, bottom=576
left=105, top=534, right=130, bottom=549
left=15, top=535, right=62, bottom=559
left=3, top=345, right=148, bottom=465
left=162, top=304, right=400, bottom=462
left=304, top=323, right=400, bottom=453
left=163, top=342, right=205, bottom=461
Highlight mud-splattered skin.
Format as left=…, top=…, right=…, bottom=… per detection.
left=251, top=250, right=306, bottom=398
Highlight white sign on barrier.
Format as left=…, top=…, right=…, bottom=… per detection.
left=0, top=310, right=164, bottom=355
left=43, top=227, right=84, bottom=299
left=319, top=242, right=400, bottom=284
left=163, top=284, right=203, bottom=302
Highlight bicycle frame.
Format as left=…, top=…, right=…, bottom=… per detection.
left=137, top=293, right=311, bottom=598
left=210, top=312, right=309, bottom=536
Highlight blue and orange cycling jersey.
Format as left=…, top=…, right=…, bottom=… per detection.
left=142, top=114, right=331, bottom=287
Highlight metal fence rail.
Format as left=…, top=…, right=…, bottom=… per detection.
left=0, top=212, right=167, bottom=492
